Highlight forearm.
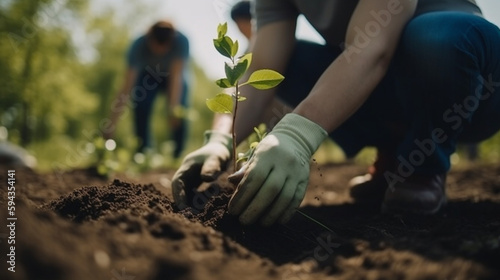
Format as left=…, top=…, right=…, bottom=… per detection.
left=294, top=50, right=389, bottom=133
left=168, top=60, right=186, bottom=113
left=168, top=77, right=183, bottom=110
left=106, top=68, right=137, bottom=136
left=104, top=89, right=130, bottom=138
left=294, top=0, right=416, bottom=133
left=109, top=93, right=126, bottom=123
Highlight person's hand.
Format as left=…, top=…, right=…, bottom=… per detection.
left=169, top=116, right=182, bottom=129
left=171, top=131, right=232, bottom=210
left=102, top=130, right=114, bottom=140
left=227, top=113, right=327, bottom=226
left=168, top=106, right=184, bottom=129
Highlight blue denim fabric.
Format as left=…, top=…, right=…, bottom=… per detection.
left=132, top=70, right=189, bottom=158
left=276, top=12, right=500, bottom=174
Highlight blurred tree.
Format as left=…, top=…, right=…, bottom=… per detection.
left=0, top=0, right=96, bottom=146
left=0, top=0, right=220, bottom=171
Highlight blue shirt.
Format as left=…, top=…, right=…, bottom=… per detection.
left=127, top=31, right=189, bottom=77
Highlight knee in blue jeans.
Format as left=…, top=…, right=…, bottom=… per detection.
left=398, top=12, right=498, bottom=75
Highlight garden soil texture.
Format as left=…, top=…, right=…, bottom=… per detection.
left=1, top=162, right=499, bottom=280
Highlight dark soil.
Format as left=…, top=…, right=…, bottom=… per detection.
left=1, top=162, right=499, bottom=280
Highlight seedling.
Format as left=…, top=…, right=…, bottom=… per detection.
left=207, top=23, right=332, bottom=231
left=206, top=23, right=284, bottom=171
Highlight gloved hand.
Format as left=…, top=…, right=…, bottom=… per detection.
left=168, top=106, right=184, bottom=129
left=228, top=113, right=327, bottom=226
left=171, top=131, right=232, bottom=210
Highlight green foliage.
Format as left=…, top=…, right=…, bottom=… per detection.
left=241, top=69, right=285, bottom=90
left=237, top=126, right=267, bottom=163
left=225, top=60, right=247, bottom=86
left=206, top=22, right=284, bottom=116
left=215, top=78, right=232, bottom=89
left=0, top=0, right=216, bottom=172
left=0, top=0, right=97, bottom=146
left=206, top=93, right=234, bottom=114
left=206, top=22, right=285, bottom=171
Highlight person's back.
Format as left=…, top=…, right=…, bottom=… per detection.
left=256, top=0, right=481, bottom=47
left=127, top=31, right=189, bottom=79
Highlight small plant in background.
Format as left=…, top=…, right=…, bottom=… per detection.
left=92, top=137, right=147, bottom=177
left=206, top=23, right=284, bottom=171
left=92, top=137, right=120, bottom=177
left=237, top=125, right=267, bottom=164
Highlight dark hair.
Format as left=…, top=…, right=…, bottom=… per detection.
left=148, top=21, right=175, bottom=45
left=230, top=1, right=251, bottom=21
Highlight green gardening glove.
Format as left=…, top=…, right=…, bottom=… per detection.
left=172, top=131, right=232, bottom=210
left=228, top=113, right=327, bottom=226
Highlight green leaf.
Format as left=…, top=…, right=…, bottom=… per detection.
left=236, top=155, right=249, bottom=163
left=215, top=78, right=232, bottom=88
left=241, top=69, right=285, bottom=89
left=253, top=127, right=261, bottom=138
left=217, top=22, right=227, bottom=38
left=236, top=145, right=255, bottom=163
left=231, top=40, right=239, bottom=57
left=237, top=95, right=246, bottom=101
left=206, top=93, right=233, bottom=114
left=238, top=53, right=252, bottom=68
left=225, top=59, right=248, bottom=86
left=213, top=36, right=233, bottom=59
left=249, top=141, right=259, bottom=149
left=252, top=126, right=267, bottom=141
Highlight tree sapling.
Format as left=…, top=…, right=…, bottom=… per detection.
left=206, top=22, right=284, bottom=171
left=207, top=24, right=335, bottom=231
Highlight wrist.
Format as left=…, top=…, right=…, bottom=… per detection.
left=272, top=113, right=327, bottom=156
left=204, top=130, right=233, bottom=154
left=169, top=105, right=184, bottom=118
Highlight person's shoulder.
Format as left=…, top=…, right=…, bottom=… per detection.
left=174, top=31, right=189, bottom=50
left=131, top=35, right=147, bottom=46
left=129, top=35, right=148, bottom=51
left=175, top=31, right=189, bottom=44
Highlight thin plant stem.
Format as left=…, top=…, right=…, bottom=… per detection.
left=230, top=56, right=239, bottom=172
left=296, top=209, right=335, bottom=234
left=232, top=81, right=239, bottom=172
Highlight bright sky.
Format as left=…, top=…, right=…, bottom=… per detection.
left=91, top=0, right=500, bottom=79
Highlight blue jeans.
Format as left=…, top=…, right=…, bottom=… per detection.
left=277, top=12, right=500, bottom=174
left=132, top=71, right=189, bottom=158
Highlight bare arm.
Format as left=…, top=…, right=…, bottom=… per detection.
left=294, top=0, right=417, bottom=132
left=105, top=68, right=138, bottom=138
left=211, top=20, right=297, bottom=144
left=168, top=58, right=185, bottom=113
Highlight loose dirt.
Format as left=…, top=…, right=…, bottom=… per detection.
left=1, top=162, right=499, bottom=280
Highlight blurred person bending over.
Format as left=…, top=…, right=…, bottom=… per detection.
left=172, top=0, right=500, bottom=225
left=106, top=21, right=190, bottom=158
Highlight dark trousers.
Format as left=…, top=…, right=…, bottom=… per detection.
left=277, top=12, right=500, bottom=174
left=132, top=71, right=189, bottom=158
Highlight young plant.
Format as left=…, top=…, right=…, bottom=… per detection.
left=208, top=24, right=335, bottom=231
left=206, top=23, right=284, bottom=171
